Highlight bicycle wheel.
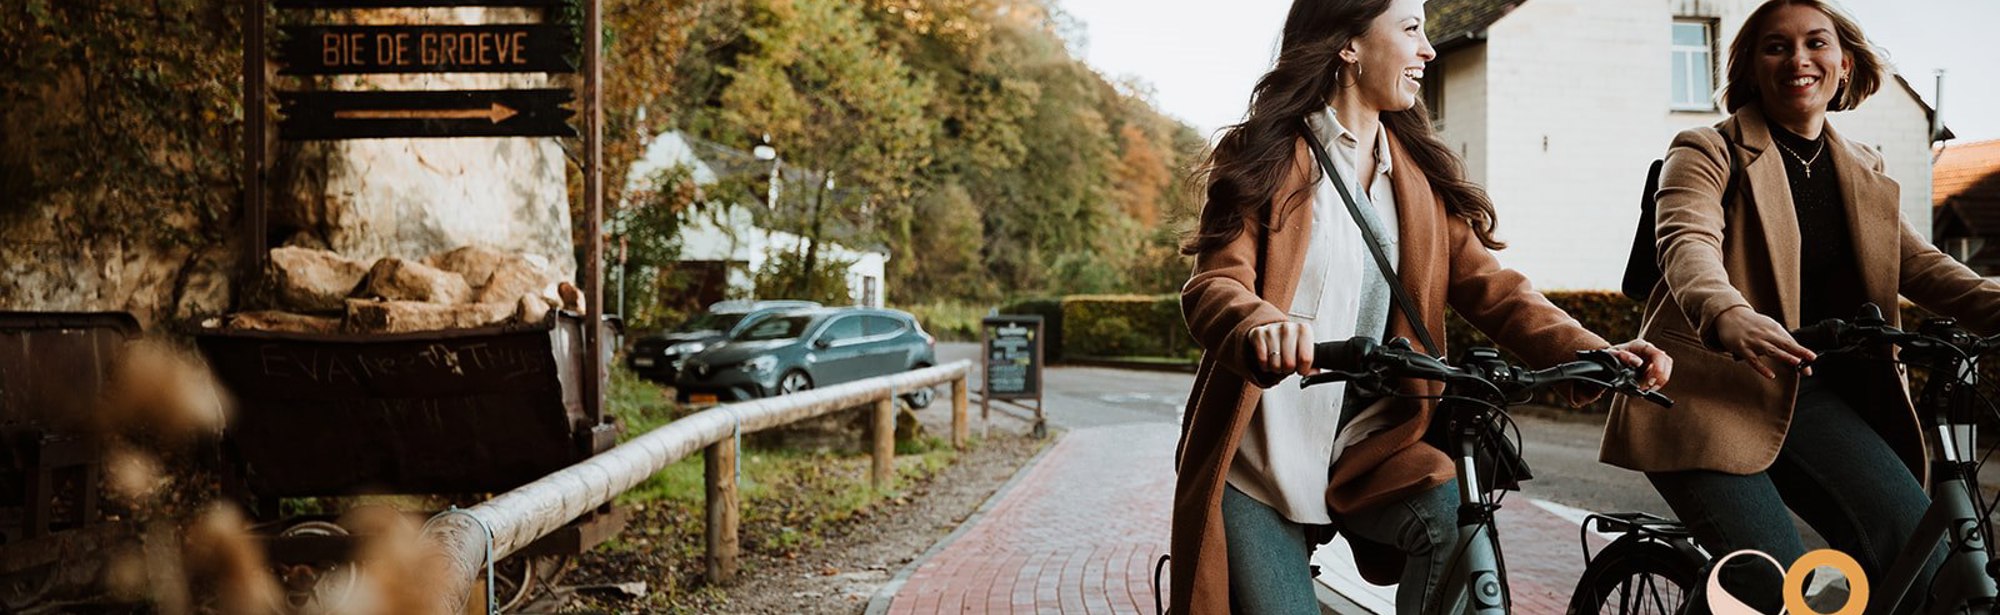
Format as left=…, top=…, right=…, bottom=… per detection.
left=1568, top=538, right=1703, bottom=615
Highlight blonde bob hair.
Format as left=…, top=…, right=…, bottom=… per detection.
left=1721, top=0, right=1882, bottom=113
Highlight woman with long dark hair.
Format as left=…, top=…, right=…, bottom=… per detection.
left=1602, top=1, right=2000, bottom=612
left=1172, top=0, right=1672, bottom=612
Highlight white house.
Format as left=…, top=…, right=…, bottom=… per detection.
left=1423, top=0, right=1946, bottom=290
left=623, top=131, right=889, bottom=307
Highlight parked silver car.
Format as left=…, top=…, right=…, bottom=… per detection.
left=676, top=307, right=938, bottom=407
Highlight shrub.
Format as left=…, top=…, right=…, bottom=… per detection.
left=899, top=300, right=987, bottom=342
left=1059, top=294, right=1194, bottom=360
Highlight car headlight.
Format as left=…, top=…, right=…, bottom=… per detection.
left=666, top=341, right=707, bottom=356
left=741, top=356, right=777, bottom=373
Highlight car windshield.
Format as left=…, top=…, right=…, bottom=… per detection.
left=734, top=314, right=815, bottom=341
left=683, top=311, right=746, bottom=332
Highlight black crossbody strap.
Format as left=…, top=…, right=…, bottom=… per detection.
left=1300, top=122, right=1441, bottom=358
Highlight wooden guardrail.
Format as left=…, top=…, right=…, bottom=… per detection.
left=420, top=361, right=974, bottom=613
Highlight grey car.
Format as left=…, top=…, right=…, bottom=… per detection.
left=626, top=300, right=820, bottom=383
left=676, top=307, right=938, bottom=408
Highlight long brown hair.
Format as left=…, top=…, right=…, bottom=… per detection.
left=1721, top=0, right=1882, bottom=113
left=1182, top=0, right=1500, bottom=256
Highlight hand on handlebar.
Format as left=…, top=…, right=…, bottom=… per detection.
left=1606, top=339, right=1673, bottom=391
left=1249, top=321, right=1321, bottom=377
left=1566, top=340, right=1674, bottom=406
left=1714, top=305, right=1816, bottom=379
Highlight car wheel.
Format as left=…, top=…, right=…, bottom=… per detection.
left=902, top=385, right=936, bottom=409
left=778, top=370, right=813, bottom=396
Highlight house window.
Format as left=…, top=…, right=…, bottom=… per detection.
left=1423, top=57, right=1444, bottom=125
left=1671, top=19, right=1717, bottom=111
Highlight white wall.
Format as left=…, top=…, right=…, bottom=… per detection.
left=1444, top=0, right=1936, bottom=290
left=1432, top=45, right=1491, bottom=186
left=626, top=131, right=890, bottom=307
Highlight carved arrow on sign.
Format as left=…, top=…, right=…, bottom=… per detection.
left=334, top=102, right=521, bottom=124
left=278, top=89, right=575, bottom=140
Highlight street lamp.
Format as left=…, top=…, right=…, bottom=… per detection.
left=753, top=134, right=780, bottom=210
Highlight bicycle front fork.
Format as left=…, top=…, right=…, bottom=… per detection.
left=1438, top=442, right=1508, bottom=615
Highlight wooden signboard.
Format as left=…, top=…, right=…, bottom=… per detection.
left=982, top=316, right=1043, bottom=400
left=278, top=25, right=576, bottom=75
left=980, top=314, right=1046, bottom=438
left=277, top=88, right=576, bottom=139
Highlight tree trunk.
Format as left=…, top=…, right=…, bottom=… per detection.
left=796, top=173, right=830, bottom=300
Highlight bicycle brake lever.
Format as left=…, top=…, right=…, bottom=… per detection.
left=1633, top=387, right=1674, bottom=408
left=1300, top=370, right=1371, bottom=389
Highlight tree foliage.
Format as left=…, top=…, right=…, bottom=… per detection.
left=0, top=0, right=242, bottom=247
left=665, top=0, right=1203, bottom=303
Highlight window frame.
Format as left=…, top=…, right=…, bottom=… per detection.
left=1670, top=18, right=1720, bottom=112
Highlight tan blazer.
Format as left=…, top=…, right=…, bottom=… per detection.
left=1601, top=105, right=2000, bottom=479
left=1171, top=127, right=1607, bottom=613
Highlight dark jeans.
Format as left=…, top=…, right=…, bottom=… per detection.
left=1646, top=373, right=1942, bottom=615
left=1221, top=481, right=1460, bottom=615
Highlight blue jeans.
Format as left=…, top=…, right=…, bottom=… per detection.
left=1221, top=481, right=1459, bottom=615
left=1646, top=373, right=1941, bottom=615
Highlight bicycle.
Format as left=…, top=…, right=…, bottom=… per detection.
left=1304, top=336, right=1673, bottom=615
left=1568, top=303, right=2000, bottom=615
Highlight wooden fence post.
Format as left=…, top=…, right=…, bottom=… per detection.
left=872, top=398, right=895, bottom=490
left=704, top=437, right=740, bottom=584
left=951, top=377, right=969, bottom=450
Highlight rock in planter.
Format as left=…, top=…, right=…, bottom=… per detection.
left=356, top=258, right=472, bottom=305
left=425, top=246, right=514, bottom=289
left=222, top=310, right=342, bottom=334
left=344, top=299, right=515, bottom=334
left=264, top=247, right=369, bottom=312
left=473, top=255, right=557, bottom=305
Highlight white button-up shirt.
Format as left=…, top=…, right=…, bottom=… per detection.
left=1228, top=106, right=1402, bottom=525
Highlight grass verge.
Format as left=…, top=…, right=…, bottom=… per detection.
left=572, top=364, right=967, bottom=612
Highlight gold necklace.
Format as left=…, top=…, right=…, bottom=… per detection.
left=1773, top=138, right=1827, bottom=178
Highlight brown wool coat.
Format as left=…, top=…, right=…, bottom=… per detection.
left=1171, top=127, right=1608, bottom=613
left=1601, top=105, right=2000, bottom=480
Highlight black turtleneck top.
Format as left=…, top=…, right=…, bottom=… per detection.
left=1767, top=120, right=1866, bottom=327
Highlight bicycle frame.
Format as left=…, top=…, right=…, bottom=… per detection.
left=1308, top=339, right=1665, bottom=615
left=1877, top=348, right=1998, bottom=615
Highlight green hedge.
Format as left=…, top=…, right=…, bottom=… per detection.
left=1058, top=294, right=1198, bottom=361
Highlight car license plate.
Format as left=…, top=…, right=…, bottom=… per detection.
left=692, top=393, right=718, bottom=404
left=633, top=357, right=655, bottom=367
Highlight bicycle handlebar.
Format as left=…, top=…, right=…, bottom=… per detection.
left=1304, top=337, right=1673, bottom=408
left=1790, top=303, right=2000, bottom=360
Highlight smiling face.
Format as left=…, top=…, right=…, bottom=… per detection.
left=1341, top=0, right=1436, bottom=113
left=1751, top=3, right=1851, bottom=125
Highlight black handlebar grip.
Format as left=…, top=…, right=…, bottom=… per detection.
left=1314, top=337, right=1380, bottom=373
left=1791, top=319, right=1849, bottom=352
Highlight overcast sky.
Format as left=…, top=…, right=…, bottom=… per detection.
left=1056, top=0, right=1998, bottom=144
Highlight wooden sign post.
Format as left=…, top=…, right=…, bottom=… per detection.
left=243, top=0, right=604, bottom=423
